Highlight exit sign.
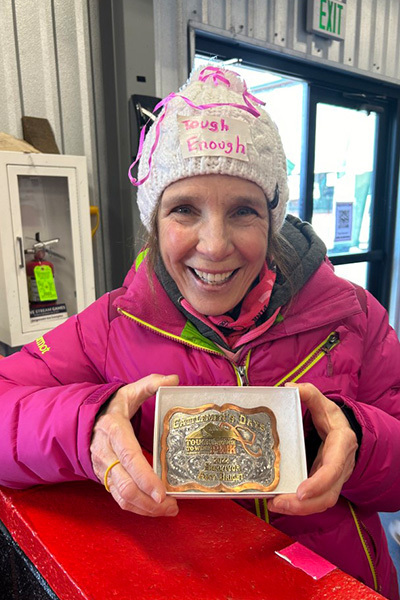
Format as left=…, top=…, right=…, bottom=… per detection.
left=307, top=0, right=346, bottom=41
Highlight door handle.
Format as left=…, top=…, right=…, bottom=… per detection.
left=17, top=237, right=25, bottom=269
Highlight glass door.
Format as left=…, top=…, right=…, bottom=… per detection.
left=311, top=99, right=378, bottom=287
left=305, top=88, right=393, bottom=301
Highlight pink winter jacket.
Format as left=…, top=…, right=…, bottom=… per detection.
left=0, top=249, right=400, bottom=599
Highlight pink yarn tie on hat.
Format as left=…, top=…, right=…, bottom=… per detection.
left=198, top=66, right=231, bottom=87
left=128, top=66, right=266, bottom=188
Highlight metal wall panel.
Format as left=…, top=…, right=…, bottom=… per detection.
left=53, top=0, right=84, bottom=155
left=385, top=0, right=400, bottom=80
left=0, top=2, right=21, bottom=136
left=292, top=2, right=308, bottom=55
left=206, top=2, right=225, bottom=29
left=252, top=1, right=268, bottom=41
left=342, top=0, right=358, bottom=69
left=14, top=0, right=61, bottom=145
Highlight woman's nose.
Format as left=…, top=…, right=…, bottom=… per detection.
left=196, top=218, right=234, bottom=260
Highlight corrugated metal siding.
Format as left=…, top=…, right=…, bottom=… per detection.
left=0, top=0, right=108, bottom=295
left=154, top=0, right=400, bottom=96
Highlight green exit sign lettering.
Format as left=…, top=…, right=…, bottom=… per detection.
left=307, top=0, right=346, bottom=41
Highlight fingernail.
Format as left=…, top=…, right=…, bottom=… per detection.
left=151, top=490, right=162, bottom=504
left=166, top=506, right=179, bottom=517
left=298, top=491, right=309, bottom=501
left=275, top=500, right=289, bottom=511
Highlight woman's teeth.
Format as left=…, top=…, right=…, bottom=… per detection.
left=193, top=269, right=234, bottom=284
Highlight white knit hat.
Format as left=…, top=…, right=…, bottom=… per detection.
left=130, top=65, right=289, bottom=234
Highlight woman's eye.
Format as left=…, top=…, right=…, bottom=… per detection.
left=235, top=207, right=258, bottom=217
left=172, top=205, right=193, bottom=215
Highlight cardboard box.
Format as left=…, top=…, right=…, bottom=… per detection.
left=153, top=386, right=307, bottom=498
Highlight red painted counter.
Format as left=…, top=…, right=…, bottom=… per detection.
left=0, top=480, right=385, bottom=600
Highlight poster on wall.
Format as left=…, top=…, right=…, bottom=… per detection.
left=335, top=202, right=353, bottom=242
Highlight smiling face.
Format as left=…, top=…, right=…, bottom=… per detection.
left=157, top=175, right=270, bottom=316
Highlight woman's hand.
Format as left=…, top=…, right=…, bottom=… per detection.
left=90, top=373, right=179, bottom=517
left=268, top=382, right=358, bottom=516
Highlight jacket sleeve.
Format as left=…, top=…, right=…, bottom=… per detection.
left=336, top=291, right=400, bottom=511
left=0, top=293, right=123, bottom=489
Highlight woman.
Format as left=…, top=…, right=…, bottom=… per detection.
left=0, top=66, right=399, bottom=599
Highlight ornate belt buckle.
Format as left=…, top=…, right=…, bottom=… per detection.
left=160, top=403, right=280, bottom=494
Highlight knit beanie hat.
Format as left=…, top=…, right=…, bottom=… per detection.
left=129, top=65, right=289, bottom=234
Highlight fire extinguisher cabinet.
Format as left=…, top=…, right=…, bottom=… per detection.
left=0, top=151, right=95, bottom=348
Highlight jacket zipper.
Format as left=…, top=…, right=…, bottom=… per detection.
left=348, top=502, right=379, bottom=592
left=250, top=332, right=340, bottom=526
left=233, top=350, right=271, bottom=523
left=117, top=308, right=224, bottom=356
left=274, top=332, right=340, bottom=387
left=233, top=332, right=340, bottom=388
left=234, top=350, right=252, bottom=386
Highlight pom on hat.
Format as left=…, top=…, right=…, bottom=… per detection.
left=129, top=65, right=289, bottom=234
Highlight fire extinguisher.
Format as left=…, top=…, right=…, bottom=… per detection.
left=25, top=232, right=63, bottom=307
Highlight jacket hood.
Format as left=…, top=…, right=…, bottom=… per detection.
left=268, top=214, right=327, bottom=317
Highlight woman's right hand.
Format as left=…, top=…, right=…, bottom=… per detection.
left=90, top=373, right=179, bottom=517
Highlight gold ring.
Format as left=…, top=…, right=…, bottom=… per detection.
left=104, top=460, right=120, bottom=492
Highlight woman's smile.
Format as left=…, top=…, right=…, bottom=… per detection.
left=190, top=268, right=236, bottom=285
left=158, top=175, right=269, bottom=316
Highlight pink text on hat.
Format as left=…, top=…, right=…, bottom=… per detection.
left=178, top=115, right=250, bottom=162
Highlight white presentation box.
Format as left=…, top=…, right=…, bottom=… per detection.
left=153, top=386, right=307, bottom=499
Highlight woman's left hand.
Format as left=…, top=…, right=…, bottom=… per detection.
left=267, top=382, right=358, bottom=516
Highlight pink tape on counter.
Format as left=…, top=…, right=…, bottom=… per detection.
left=128, top=66, right=266, bottom=188
left=275, top=542, right=337, bottom=580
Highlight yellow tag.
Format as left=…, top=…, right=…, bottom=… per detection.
left=33, top=265, right=58, bottom=302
